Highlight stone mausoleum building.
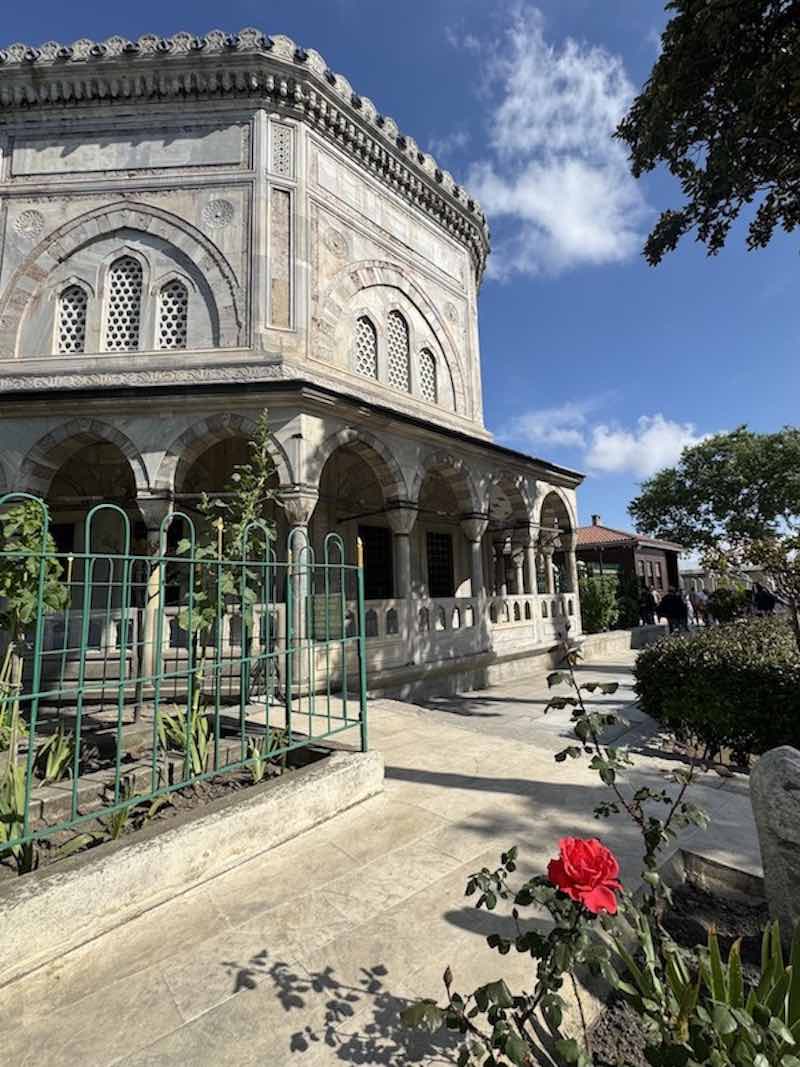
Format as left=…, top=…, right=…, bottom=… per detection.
left=0, top=28, right=583, bottom=697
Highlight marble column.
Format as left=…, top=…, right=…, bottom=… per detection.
left=523, top=536, right=537, bottom=595
left=280, top=488, right=319, bottom=692
left=462, top=513, right=490, bottom=651
left=494, top=541, right=509, bottom=597
left=387, top=502, right=418, bottom=600
left=460, top=514, right=489, bottom=598
left=542, top=544, right=556, bottom=595
left=135, top=493, right=173, bottom=706
left=511, top=544, right=525, bottom=595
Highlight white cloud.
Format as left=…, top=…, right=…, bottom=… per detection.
left=465, top=4, right=649, bottom=278
left=428, top=128, right=471, bottom=160
left=498, top=398, right=603, bottom=449
left=497, top=400, right=707, bottom=480
left=586, top=415, right=705, bottom=478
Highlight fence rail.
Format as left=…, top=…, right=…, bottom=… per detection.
left=0, top=493, right=368, bottom=868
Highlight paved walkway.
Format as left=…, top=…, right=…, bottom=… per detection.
left=6, top=652, right=760, bottom=1065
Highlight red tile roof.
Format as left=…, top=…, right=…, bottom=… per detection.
left=576, top=524, right=682, bottom=552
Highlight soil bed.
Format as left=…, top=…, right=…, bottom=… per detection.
left=0, top=742, right=331, bottom=882
left=590, top=881, right=769, bottom=1067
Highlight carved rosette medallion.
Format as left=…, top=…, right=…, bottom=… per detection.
left=444, top=301, right=459, bottom=326
left=202, top=199, right=235, bottom=229
left=14, top=210, right=46, bottom=241
left=323, top=228, right=348, bottom=259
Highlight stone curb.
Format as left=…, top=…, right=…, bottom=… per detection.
left=0, top=749, right=384, bottom=988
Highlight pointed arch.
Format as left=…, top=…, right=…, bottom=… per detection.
left=309, top=427, right=408, bottom=504
left=18, top=419, right=149, bottom=497
left=535, top=486, right=576, bottom=533
left=411, top=450, right=480, bottom=515
left=154, top=414, right=294, bottom=493
left=0, top=200, right=244, bottom=358
left=315, top=260, right=468, bottom=416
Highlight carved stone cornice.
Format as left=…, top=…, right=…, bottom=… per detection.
left=0, top=361, right=285, bottom=393
left=0, top=29, right=490, bottom=282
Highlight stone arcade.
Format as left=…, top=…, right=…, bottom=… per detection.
left=0, top=29, right=583, bottom=697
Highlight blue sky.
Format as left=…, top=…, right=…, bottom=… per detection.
left=8, top=1, right=799, bottom=532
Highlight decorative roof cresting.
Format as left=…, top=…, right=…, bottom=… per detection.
left=0, top=28, right=490, bottom=280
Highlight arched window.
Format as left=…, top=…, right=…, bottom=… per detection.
left=158, top=279, right=189, bottom=350
left=57, top=284, right=88, bottom=354
left=104, top=256, right=143, bottom=352
left=419, top=348, right=437, bottom=403
left=354, top=315, right=378, bottom=379
left=386, top=310, right=410, bottom=392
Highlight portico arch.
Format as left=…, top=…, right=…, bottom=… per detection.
left=19, top=418, right=149, bottom=498
left=155, top=414, right=294, bottom=494
left=411, top=451, right=480, bottom=515
left=308, top=427, right=408, bottom=504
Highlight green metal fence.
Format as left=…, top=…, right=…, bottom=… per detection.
left=0, top=492, right=368, bottom=868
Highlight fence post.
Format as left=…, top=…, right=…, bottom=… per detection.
left=356, top=537, right=368, bottom=753
left=284, top=548, right=293, bottom=742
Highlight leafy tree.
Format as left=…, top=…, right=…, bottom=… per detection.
left=616, top=0, right=800, bottom=264
left=578, top=574, right=618, bottom=634
left=0, top=501, right=67, bottom=761
left=175, top=410, right=280, bottom=706
left=629, top=427, right=800, bottom=648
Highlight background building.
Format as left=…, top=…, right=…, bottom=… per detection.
left=0, top=28, right=583, bottom=697
left=576, top=515, right=681, bottom=594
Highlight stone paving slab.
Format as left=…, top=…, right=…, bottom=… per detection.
left=2, top=652, right=761, bottom=1066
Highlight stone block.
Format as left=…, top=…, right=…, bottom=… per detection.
left=0, top=749, right=383, bottom=987
left=750, top=745, right=800, bottom=942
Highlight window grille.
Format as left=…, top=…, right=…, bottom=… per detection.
left=419, top=348, right=437, bottom=402
left=355, top=316, right=378, bottom=379
left=104, top=256, right=143, bottom=352
left=426, top=531, right=455, bottom=598
left=271, top=123, right=294, bottom=177
left=157, top=279, right=189, bottom=350
left=57, top=284, right=88, bottom=354
left=386, top=311, right=410, bottom=391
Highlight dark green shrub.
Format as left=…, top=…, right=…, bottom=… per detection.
left=578, top=574, right=618, bottom=633
left=635, top=616, right=800, bottom=759
left=706, top=584, right=751, bottom=623
left=615, top=573, right=642, bottom=629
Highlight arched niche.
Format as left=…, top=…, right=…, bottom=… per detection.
left=315, top=261, right=467, bottom=416
left=1, top=202, right=243, bottom=359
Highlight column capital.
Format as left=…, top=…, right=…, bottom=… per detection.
left=460, top=513, right=489, bottom=543
left=136, top=491, right=172, bottom=534
left=386, top=501, right=418, bottom=536
left=541, top=543, right=556, bottom=558
left=280, top=486, right=319, bottom=528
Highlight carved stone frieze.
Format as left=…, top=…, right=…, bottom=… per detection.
left=0, top=362, right=284, bottom=392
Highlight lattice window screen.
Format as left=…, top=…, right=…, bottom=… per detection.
left=271, top=123, right=294, bottom=177
left=386, top=311, right=410, bottom=392
left=104, top=256, right=143, bottom=352
left=158, top=279, right=189, bottom=350
left=419, top=348, right=437, bottom=403
left=57, top=285, right=88, bottom=354
left=355, top=316, right=378, bottom=379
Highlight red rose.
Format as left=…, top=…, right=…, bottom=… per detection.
left=547, top=837, right=622, bottom=915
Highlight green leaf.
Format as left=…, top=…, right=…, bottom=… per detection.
left=502, top=1034, right=529, bottom=1065
left=482, top=979, right=514, bottom=1009
left=708, top=928, right=728, bottom=1001
left=554, top=1038, right=581, bottom=1063
left=712, top=1003, right=737, bottom=1036
left=400, top=1000, right=446, bottom=1033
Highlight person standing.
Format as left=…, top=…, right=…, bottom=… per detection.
left=658, top=588, right=686, bottom=634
